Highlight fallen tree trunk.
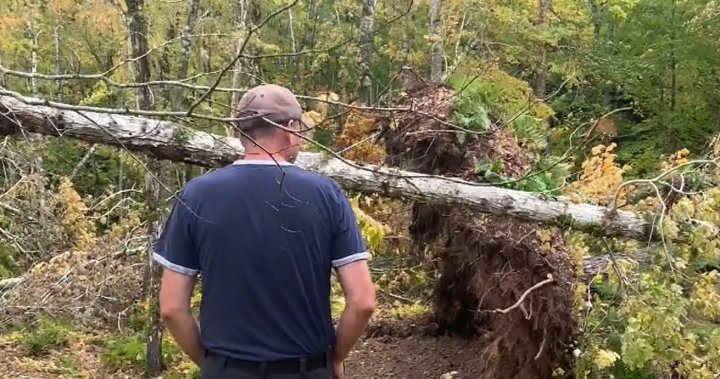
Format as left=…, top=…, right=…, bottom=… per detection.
left=0, top=94, right=652, bottom=239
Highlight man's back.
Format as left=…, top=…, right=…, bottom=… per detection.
left=154, top=160, right=369, bottom=362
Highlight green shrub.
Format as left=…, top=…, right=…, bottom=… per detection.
left=22, top=318, right=73, bottom=356
left=102, top=332, right=183, bottom=371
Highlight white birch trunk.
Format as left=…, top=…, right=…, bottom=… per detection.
left=0, top=94, right=654, bottom=240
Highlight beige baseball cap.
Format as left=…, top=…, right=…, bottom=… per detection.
left=234, top=84, right=303, bottom=130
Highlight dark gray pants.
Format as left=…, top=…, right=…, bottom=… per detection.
left=200, top=351, right=333, bottom=379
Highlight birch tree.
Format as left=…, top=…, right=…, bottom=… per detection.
left=126, top=0, right=166, bottom=375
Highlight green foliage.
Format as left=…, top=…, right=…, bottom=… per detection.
left=449, top=68, right=552, bottom=152
left=58, top=355, right=80, bottom=376
left=101, top=332, right=182, bottom=371
left=22, top=318, right=73, bottom=356
left=575, top=189, right=720, bottom=378
left=42, top=140, right=145, bottom=198
left=474, top=155, right=571, bottom=195
left=388, top=302, right=429, bottom=319
left=2, top=0, right=720, bottom=378
left=349, top=195, right=388, bottom=254
left=0, top=240, right=18, bottom=279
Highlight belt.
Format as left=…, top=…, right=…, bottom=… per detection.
left=206, top=350, right=329, bottom=374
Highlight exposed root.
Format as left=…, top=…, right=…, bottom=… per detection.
left=383, top=83, right=578, bottom=379
left=490, top=274, right=555, bottom=315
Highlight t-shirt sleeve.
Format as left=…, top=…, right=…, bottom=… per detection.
left=329, top=183, right=370, bottom=268
left=152, top=191, right=200, bottom=276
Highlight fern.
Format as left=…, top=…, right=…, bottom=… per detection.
left=509, top=114, right=548, bottom=151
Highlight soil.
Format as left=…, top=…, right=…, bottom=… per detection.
left=0, top=327, right=484, bottom=379
left=346, top=335, right=483, bottom=379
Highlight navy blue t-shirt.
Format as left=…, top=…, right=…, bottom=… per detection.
left=152, top=160, right=369, bottom=362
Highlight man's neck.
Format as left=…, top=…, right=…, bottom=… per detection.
left=242, top=151, right=288, bottom=162
left=236, top=150, right=296, bottom=166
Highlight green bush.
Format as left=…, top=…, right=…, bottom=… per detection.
left=102, top=332, right=183, bottom=371
left=22, top=318, right=73, bottom=356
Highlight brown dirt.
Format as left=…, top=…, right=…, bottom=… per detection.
left=0, top=325, right=484, bottom=379
left=346, top=335, right=483, bottom=379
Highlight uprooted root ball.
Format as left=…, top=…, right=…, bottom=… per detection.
left=433, top=210, right=577, bottom=378
left=384, top=82, right=577, bottom=378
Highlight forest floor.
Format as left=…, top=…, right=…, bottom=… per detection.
left=345, top=331, right=482, bottom=379
left=0, top=314, right=481, bottom=379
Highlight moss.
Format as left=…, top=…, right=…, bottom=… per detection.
left=171, top=126, right=191, bottom=144
left=388, top=302, right=430, bottom=319
left=553, top=214, right=577, bottom=229
left=0, top=240, right=17, bottom=279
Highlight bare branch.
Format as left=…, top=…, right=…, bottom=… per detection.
left=187, top=0, right=300, bottom=116
left=489, top=274, right=554, bottom=315
left=0, top=88, right=259, bottom=123
left=0, top=277, right=24, bottom=291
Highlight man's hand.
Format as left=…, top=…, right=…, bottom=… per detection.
left=159, top=268, right=205, bottom=366
left=333, top=360, right=345, bottom=379
left=333, top=259, right=375, bottom=364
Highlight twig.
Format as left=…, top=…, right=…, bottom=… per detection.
left=69, top=144, right=97, bottom=178
left=610, top=159, right=719, bottom=210
left=186, top=0, right=300, bottom=116
left=378, top=288, right=416, bottom=304
left=534, top=327, right=547, bottom=360
left=490, top=274, right=554, bottom=314
left=0, top=33, right=230, bottom=81
left=0, top=277, right=24, bottom=291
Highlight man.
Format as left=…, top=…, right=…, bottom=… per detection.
left=154, top=84, right=376, bottom=379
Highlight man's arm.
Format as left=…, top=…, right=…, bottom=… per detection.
left=159, top=268, right=205, bottom=366
left=153, top=190, right=204, bottom=366
left=327, top=182, right=376, bottom=372
left=333, top=259, right=376, bottom=364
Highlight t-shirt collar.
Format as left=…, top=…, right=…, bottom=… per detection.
left=232, top=159, right=295, bottom=166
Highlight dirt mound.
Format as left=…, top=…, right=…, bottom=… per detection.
left=383, top=84, right=578, bottom=378
left=434, top=212, right=576, bottom=378
left=384, top=83, right=531, bottom=180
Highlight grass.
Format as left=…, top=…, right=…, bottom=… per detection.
left=22, top=318, right=73, bottom=356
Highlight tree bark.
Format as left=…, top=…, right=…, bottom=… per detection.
left=174, top=0, right=202, bottom=183
left=534, top=0, right=551, bottom=99
left=230, top=0, right=248, bottom=110
left=126, top=0, right=165, bottom=376
left=429, top=0, right=442, bottom=82
left=358, top=0, right=378, bottom=104
left=587, top=0, right=601, bottom=41
left=0, top=94, right=656, bottom=240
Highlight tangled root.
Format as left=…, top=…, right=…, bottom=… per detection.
left=384, top=83, right=578, bottom=378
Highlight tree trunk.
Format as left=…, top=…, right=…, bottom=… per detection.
left=228, top=0, right=253, bottom=136
left=534, top=0, right=551, bottom=99
left=53, top=23, right=63, bottom=100
left=588, top=0, right=601, bottom=41
left=174, top=0, right=202, bottom=183
left=126, top=0, right=165, bottom=376
left=358, top=0, right=378, bottom=104
left=429, top=0, right=442, bottom=82
left=177, top=0, right=201, bottom=94
left=0, top=94, right=658, bottom=240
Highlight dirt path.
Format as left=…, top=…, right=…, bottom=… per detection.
left=346, top=335, right=483, bottom=379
